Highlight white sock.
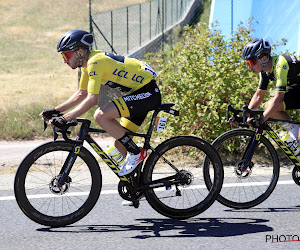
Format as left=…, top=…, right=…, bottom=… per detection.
left=283, top=123, right=299, bottom=139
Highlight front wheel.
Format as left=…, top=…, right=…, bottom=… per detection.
left=204, top=129, right=280, bottom=209
left=143, top=136, right=223, bottom=220
left=14, top=141, right=102, bottom=227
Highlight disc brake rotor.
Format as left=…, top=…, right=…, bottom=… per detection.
left=49, top=175, right=71, bottom=195
left=234, top=160, right=253, bottom=178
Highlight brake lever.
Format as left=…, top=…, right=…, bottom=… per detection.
left=42, top=112, right=62, bottom=132
left=43, top=121, right=48, bottom=132
left=53, top=127, right=58, bottom=141
left=42, top=119, right=59, bottom=141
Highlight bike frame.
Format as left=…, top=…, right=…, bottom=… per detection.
left=56, top=104, right=181, bottom=192
left=265, top=125, right=300, bottom=167
left=228, top=103, right=300, bottom=171
left=239, top=124, right=300, bottom=172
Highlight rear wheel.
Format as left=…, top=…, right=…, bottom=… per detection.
left=204, top=129, right=279, bottom=209
left=14, top=141, right=102, bottom=227
left=143, top=136, right=223, bottom=219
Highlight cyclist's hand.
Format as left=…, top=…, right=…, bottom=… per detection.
left=40, top=108, right=60, bottom=121
left=229, top=116, right=242, bottom=127
left=248, top=116, right=264, bottom=128
left=50, top=116, right=67, bottom=129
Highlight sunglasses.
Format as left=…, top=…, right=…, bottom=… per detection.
left=61, top=51, right=75, bottom=61
left=247, top=59, right=258, bottom=67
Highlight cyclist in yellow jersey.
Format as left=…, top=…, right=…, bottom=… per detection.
left=237, top=38, right=300, bottom=153
left=40, top=30, right=161, bottom=176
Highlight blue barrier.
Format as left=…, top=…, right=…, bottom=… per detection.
left=209, top=0, right=300, bottom=55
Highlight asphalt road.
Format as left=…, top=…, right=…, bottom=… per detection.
left=1, top=174, right=300, bottom=249
left=1, top=139, right=300, bottom=249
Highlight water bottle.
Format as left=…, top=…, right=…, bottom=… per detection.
left=282, top=134, right=300, bottom=155
left=106, top=145, right=125, bottom=166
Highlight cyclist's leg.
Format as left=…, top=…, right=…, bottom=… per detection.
left=274, top=89, right=300, bottom=138
left=94, top=102, right=142, bottom=166
left=264, top=94, right=290, bottom=120
left=116, top=81, right=161, bottom=175
left=94, top=102, right=126, bottom=139
left=95, top=80, right=161, bottom=175
left=264, top=88, right=300, bottom=119
left=284, top=89, right=300, bottom=140
left=284, top=88, right=300, bottom=111
left=94, top=80, right=161, bottom=140
left=264, top=90, right=299, bottom=139
left=115, top=115, right=148, bottom=157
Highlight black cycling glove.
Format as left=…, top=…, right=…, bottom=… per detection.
left=41, top=108, right=60, bottom=120
left=230, top=116, right=243, bottom=123
left=249, top=116, right=264, bottom=128
left=50, top=116, right=67, bottom=129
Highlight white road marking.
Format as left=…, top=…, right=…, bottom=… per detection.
left=1, top=180, right=295, bottom=201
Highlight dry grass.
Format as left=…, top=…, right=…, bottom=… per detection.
left=0, top=0, right=88, bottom=108
left=0, top=0, right=149, bottom=109
left=0, top=0, right=150, bottom=139
left=92, top=0, right=149, bottom=13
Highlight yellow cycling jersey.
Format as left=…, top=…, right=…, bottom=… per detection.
left=79, top=50, right=157, bottom=94
left=258, top=55, right=300, bottom=92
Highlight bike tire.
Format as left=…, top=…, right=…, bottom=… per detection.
left=143, top=135, right=223, bottom=220
left=204, top=128, right=279, bottom=209
left=14, top=141, right=102, bottom=227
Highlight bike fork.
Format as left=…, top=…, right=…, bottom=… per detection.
left=241, top=128, right=260, bottom=171
left=57, top=144, right=82, bottom=187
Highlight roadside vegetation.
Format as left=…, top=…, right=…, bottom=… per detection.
left=147, top=20, right=289, bottom=141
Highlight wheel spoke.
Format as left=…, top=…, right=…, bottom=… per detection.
left=14, top=142, right=101, bottom=227
left=210, top=129, right=279, bottom=209
left=144, top=136, right=223, bottom=219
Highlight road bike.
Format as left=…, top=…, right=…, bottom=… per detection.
left=203, top=104, right=300, bottom=209
left=14, top=103, right=223, bottom=227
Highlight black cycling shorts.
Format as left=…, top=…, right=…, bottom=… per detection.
left=113, top=80, right=161, bottom=132
left=284, top=88, right=300, bottom=110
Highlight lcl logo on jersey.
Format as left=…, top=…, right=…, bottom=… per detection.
left=112, top=68, right=145, bottom=84
left=89, top=71, right=98, bottom=77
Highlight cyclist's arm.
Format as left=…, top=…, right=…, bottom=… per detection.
left=260, top=55, right=289, bottom=121
left=63, top=93, right=98, bottom=121
left=274, top=55, right=289, bottom=92
left=55, top=89, right=88, bottom=113
left=261, top=91, right=285, bottom=121
left=248, top=89, right=266, bottom=110
left=245, top=89, right=266, bottom=124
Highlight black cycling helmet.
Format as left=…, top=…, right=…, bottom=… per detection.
left=57, top=30, right=94, bottom=52
left=242, top=38, right=271, bottom=60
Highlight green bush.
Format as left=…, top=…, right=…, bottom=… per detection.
left=147, top=20, right=290, bottom=142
